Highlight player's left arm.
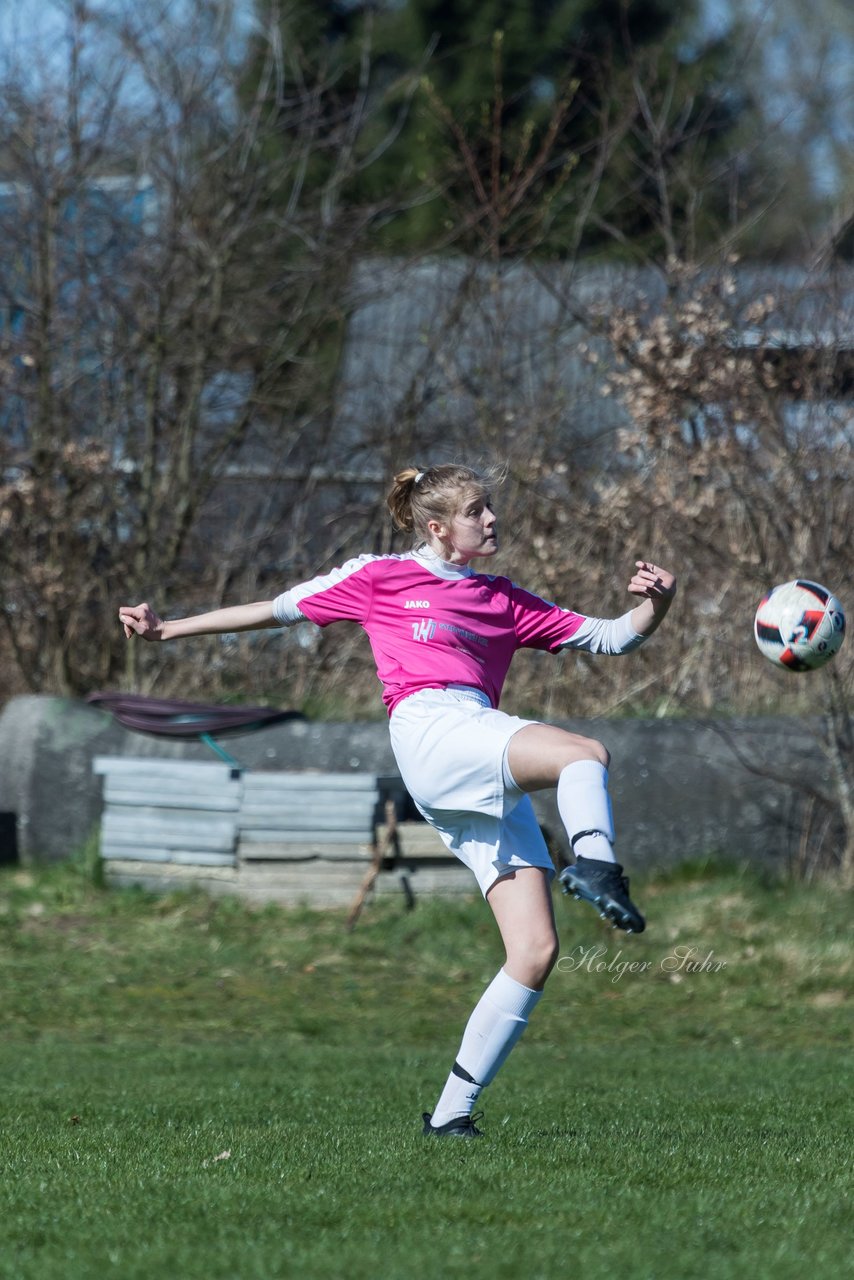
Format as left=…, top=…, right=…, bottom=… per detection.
left=626, top=561, right=677, bottom=637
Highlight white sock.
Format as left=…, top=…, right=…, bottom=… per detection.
left=557, top=759, right=617, bottom=864
left=430, top=969, right=543, bottom=1126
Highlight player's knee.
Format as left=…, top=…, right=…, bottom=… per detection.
left=537, top=933, right=561, bottom=985
left=543, top=931, right=561, bottom=976
left=571, top=734, right=610, bottom=770
left=510, top=929, right=560, bottom=986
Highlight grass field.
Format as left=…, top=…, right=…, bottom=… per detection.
left=0, top=855, right=850, bottom=1280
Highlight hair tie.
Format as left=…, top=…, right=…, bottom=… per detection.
left=414, top=471, right=425, bottom=484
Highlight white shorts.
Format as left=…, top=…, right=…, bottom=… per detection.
left=388, top=686, right=555, bottom=897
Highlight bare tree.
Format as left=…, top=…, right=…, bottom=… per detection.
left=0, top=0, right=419, bottom=700
left=587, top=260, right=854, bottom=877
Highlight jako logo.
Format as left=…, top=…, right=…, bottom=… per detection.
left=404, top=600, right=431, bottom=609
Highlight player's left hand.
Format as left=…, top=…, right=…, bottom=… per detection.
left=627, top=561, right=677, bottom=601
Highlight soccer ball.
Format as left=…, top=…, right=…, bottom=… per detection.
left=754, top=580, right=846, bottom=671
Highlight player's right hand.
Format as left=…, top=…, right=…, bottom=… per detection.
left=119, top=602, right=164, bottom=641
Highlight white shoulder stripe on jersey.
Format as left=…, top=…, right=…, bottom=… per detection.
left=272, top=553, right=385, bottom=626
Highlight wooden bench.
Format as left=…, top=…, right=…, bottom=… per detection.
left=93, top=758, right=470, bottom=907
left=94, top=757, right=241, bottom=867
left=238, top=772, right=403, bottom=862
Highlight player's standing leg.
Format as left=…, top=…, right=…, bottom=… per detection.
left=423, top=868, right=558, bottom=1138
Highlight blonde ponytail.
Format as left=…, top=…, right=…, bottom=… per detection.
left=387, top=466, right=425, bottom=533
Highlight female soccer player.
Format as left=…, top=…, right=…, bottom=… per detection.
left=120, top=463, right=676, bottom=1139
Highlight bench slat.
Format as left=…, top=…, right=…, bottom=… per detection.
left=101, top=846, right=171, bottom=862
left=239, top=812, right=375, bottom=833
left=240, top=796, right=376, bottom=812
left=242, top=772, right=381, bottom=792
left=103, top=858, right=238, bottom=880
left=103, top=810, right=237, bottom=832
left=104, top=789, right=241, bottom=812
left=239, top=827, right=371, bottom=845
left=102, top=772, right=241, bottom=792
left=238, top=839, right=373, bottom=862
left=103, top=805, right=240, bottom=828
left=94, top=756, right=237, bottom=781
left=101, top=846, right=236, bottom=866
left=102, top=824, right=237, bottom=854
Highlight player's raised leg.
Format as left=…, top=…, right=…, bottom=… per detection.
left=506, top=724, right=645, bottom=933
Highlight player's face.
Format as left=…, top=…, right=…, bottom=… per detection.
left=444, top=491, right=498, bottom=563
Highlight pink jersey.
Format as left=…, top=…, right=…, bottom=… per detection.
left=273, top=549, right=642, bottom=715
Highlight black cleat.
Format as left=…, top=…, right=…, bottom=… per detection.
left=422, top=1111, right=484, bottom=1138
left=560, top=856, right=646, bottom=933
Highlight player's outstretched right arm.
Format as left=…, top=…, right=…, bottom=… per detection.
left=119, top=600, right=279, bottom=642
